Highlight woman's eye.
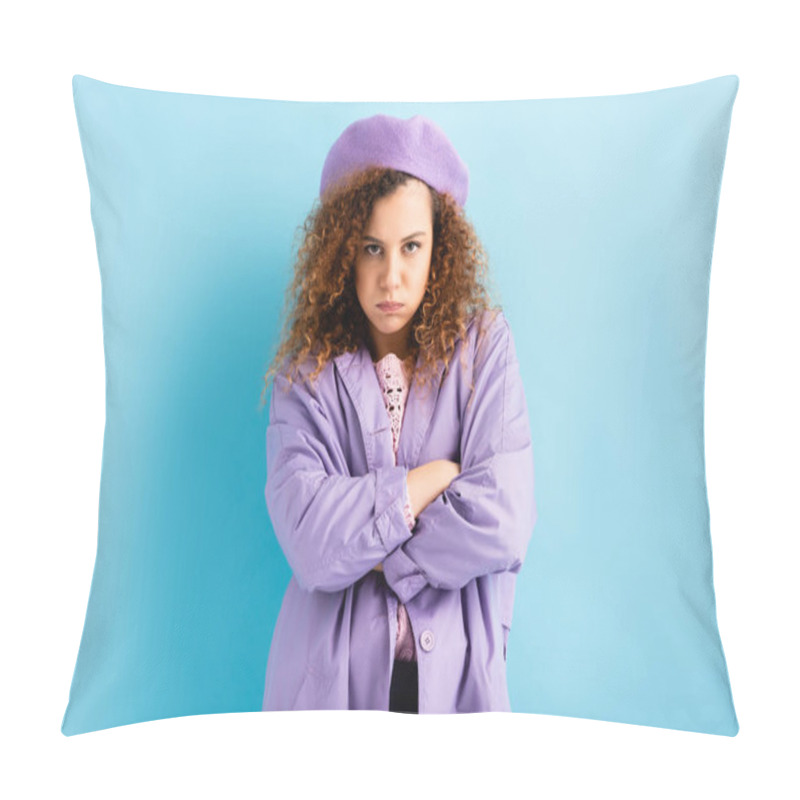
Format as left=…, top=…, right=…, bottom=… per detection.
left=363, top=242, right=420, bottom=257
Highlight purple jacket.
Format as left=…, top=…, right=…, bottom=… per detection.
left=261, top=309, right=537, bottom=713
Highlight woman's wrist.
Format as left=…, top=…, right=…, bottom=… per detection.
left=406, top=459, right=459, bottom=517
left=374, top=461, right=459, bottom=574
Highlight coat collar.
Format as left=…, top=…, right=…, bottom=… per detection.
left=333, top=339, right=446, bottom=470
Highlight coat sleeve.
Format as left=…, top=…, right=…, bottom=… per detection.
left=382, top=313, right=537, bottom=605
left=265, top=367, right=413, bottom=593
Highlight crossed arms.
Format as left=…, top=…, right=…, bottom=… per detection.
left=264, top=313, right=537, bottom=602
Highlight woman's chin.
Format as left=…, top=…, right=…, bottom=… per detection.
left=369, top=316, right=410, bottom=335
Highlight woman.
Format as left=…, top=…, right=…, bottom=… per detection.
left=260, top=114, right=536, bottom=713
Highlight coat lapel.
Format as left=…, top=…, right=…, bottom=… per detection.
left=334, top=339, right=446, bottom=471
left=333, top=344, right=392, bottom=471
left=397, top=349, right=446, bottom=470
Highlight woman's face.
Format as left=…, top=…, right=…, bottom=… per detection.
left=354, top=178, right=434, bottom=361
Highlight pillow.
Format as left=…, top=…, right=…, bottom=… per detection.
left=62, top=74, right=740, bottom=735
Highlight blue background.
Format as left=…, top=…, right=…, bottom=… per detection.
left=63, top=74, right=739, bottom=735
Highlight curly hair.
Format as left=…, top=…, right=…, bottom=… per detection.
left=259, top=165, right=502, bottom=410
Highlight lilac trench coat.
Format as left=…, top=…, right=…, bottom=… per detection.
left=261, top=309, right=537, bottom=713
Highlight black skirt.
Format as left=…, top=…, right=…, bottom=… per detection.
left=388, top=659, right=418, bottom=714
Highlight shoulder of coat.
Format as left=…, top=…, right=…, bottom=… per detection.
left=276, top=350, right=337, bottom=400
left=469, top=307, right=508, bottom=358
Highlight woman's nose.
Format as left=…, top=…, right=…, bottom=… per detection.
left=382, top=251, right=402, bottom=283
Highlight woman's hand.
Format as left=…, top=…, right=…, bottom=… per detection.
left=372, top=459, right=461, bottom=573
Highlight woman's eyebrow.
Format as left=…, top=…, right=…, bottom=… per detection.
left=363, top=231, right=428, bottom=243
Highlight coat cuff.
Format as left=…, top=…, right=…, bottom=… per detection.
left=382, top=544, right=429, bottom=604
left=402, top=474, right=417, bottom=530
left=375, top=464, right=415, bottom=554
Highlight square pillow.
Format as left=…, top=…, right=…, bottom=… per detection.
left=63, top=74, right=739, bottom=735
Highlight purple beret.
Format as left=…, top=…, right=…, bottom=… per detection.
left=319, top=114, right=469, bottom=207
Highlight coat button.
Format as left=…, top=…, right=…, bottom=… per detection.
left=419, top=630, right=435, bottom=652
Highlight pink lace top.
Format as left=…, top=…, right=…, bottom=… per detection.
left=374, top=352, right=417, bottom=662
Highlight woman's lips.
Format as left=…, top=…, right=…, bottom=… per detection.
left=377, top=303, right=403, bottom=313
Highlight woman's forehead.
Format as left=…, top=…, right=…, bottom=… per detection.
left=367, top=182, right=433, bottom=225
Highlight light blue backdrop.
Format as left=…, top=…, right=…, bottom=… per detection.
left=63, top=74, right=739, bottom=735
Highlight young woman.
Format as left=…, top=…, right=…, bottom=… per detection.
left=260, top=114, right=536, bottom=713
